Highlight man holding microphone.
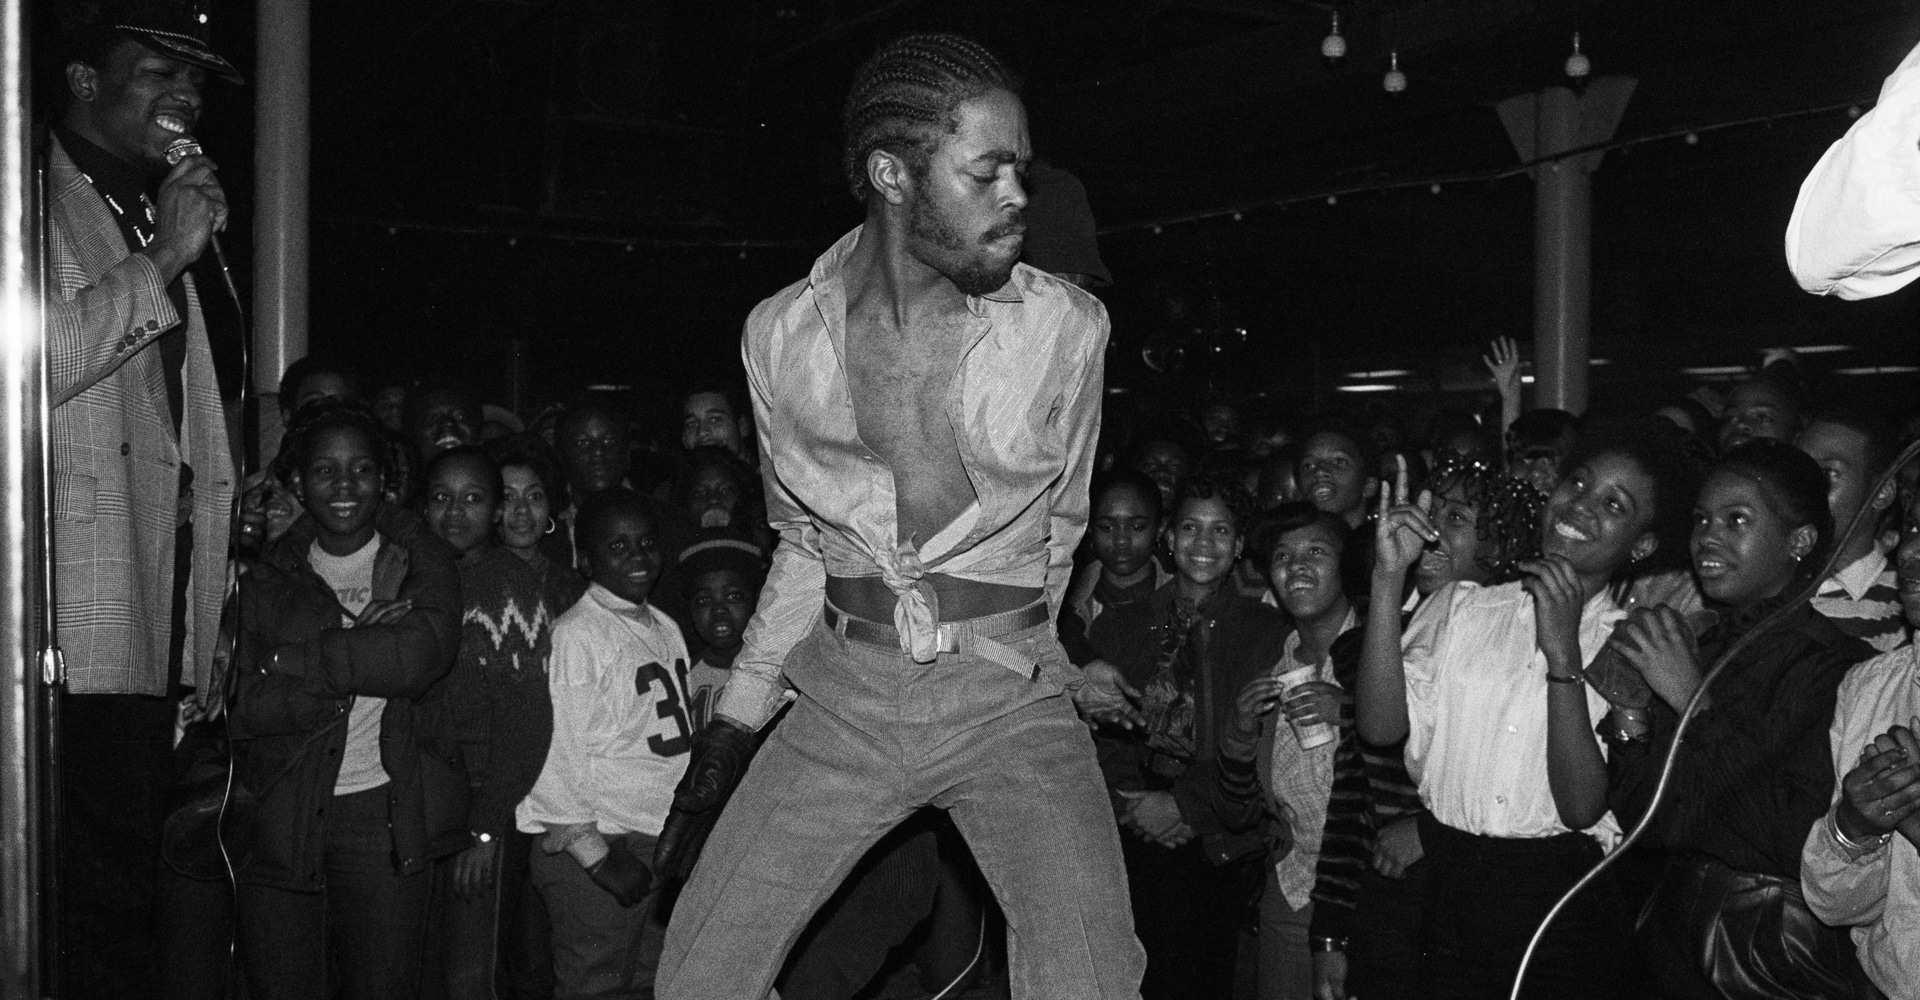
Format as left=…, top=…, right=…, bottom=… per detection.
left=46, top=1, right=240, bottom=994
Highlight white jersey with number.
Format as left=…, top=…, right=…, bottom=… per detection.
left=516, top=583, right=692, bottom=837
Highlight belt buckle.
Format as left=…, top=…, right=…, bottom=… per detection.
left=935, top=623, right=960, bottom=654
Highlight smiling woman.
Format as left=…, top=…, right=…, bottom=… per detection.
left=1606, top=439, right=1873, bottom=999
left=1354, top=415, right=1703, bottom=998
left=234, top=397, right=465, bottom=999
left=1081, top=471, right=1286, bottom=1000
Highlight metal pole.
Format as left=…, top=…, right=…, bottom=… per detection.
left=1533, top=87, right=1589, bottom=414
left=253, top=0, right=309, bottom=463
left=0, top=0, right=46, bottom=991
left=1497, top=79, right=1634, bottom=417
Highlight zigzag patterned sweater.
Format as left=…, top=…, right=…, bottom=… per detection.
left=452, top=546, right=559, bottom=839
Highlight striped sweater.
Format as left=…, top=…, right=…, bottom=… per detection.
left=1812, top=546, right=1909, bottom=655
left=1214, top=618, right=1382, bottom=940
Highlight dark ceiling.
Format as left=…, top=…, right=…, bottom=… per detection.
left=120, top=0, right=1920, bottom=420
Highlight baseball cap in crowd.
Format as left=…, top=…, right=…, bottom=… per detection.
left=103, top=0, right=244, bottom=85
left=679, top=537, right=766, bottom=582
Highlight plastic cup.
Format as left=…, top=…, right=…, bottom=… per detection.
left=1275, top=664, right=1337, bottom=750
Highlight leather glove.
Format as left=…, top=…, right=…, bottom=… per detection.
left=654, top=716, right=757, bottom=882
left=585, top=837, right=654, bottom=907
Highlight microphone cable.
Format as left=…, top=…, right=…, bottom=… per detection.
left=1508, top=435, right=1920, bottom=1000
left=171, top=131, right=251, bottom=1000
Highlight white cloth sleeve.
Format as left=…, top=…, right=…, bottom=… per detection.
left=1786, top=40, right=1920, bottom=300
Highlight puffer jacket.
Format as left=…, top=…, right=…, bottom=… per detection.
left=232, top=506, right=464, bottom=892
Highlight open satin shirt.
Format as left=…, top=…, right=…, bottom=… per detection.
left=717, top=226, right=1108, bottom=729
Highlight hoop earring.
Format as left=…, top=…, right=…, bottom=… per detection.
left=545, top=517, right=557, bottom=536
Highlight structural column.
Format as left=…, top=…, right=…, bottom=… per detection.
left=254, top=0, right=310, bottom=459
left=1497, top=77, right=1634, bottom=414
left=0, top=0, right=45, bottom=990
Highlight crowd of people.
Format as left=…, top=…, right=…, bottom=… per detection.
left=39, top=3, right=1920, bottom=999
left=214, top=328, right=1920, bottom=1000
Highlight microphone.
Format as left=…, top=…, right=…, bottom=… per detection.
left=160, top=135, right=242, bottom=311
left=163, top=135, right=202, bottom=164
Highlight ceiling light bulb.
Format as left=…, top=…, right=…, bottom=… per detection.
left=1564, top=32, right=1590, bottom=79
left=1321, top=12, right=1346, bottom=61
left=1383, top=50, right=1406, bottom=93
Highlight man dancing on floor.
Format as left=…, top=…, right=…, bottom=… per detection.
left=653, top=32, right=1146, bottom=1000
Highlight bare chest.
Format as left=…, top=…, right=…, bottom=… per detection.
left=843, top=319, right=977, bottom=542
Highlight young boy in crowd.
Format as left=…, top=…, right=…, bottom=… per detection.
left=556, top=403, right=695, bottom=628
left=404, top=381, right=484, bottom=466
left=1298, top=420, right=1378, bottom=531
left=676, top=538, right=766, bottom=733
left=1506, top=408, right=1579, bottom=497
left=1299, top=419, right=1381, bottom=598
left=679, top=384, right=754, bottom=462
left=517, top=489, right=692, bottom=998
left=1130, top=433, right=1194, bottom=511
left=1718, top=368, right=1806, bottom=453
left=1799, top=409, right=1909, bottom=652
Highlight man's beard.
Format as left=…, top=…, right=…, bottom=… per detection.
left=908, top=192, right=1022, bottom=297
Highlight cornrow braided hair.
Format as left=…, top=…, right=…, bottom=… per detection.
left=841, top=33, right=1019, bottom=202
left=1425, top=458, right=1544, bottom=585
left=272, top=396, right=405, bottom=497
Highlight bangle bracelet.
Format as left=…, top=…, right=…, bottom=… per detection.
left=1546, top=672, right=1585, bottom=686
left=1828, top=809, right=1892, bottom=857
left=1310, top=936, right=1348, bottom=952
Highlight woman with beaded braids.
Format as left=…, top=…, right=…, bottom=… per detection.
left=1357, top=416, right=1702, bottom=999
left=231, top=398, right=465, bottom=1000
left=1275, top=459, right=1546, bottom=1000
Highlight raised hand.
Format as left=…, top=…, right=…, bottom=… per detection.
left=1374, top=453, right=1437, bottom=577
left=1484, top=336, right=1522, bottom=401
left=1608, top=605, right=1705, bottom=713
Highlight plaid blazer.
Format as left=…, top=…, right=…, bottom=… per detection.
left=47, top=134, right=234, bottom=696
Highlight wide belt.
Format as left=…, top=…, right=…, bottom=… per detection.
left=824, top=601, right=1050, bottom=681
